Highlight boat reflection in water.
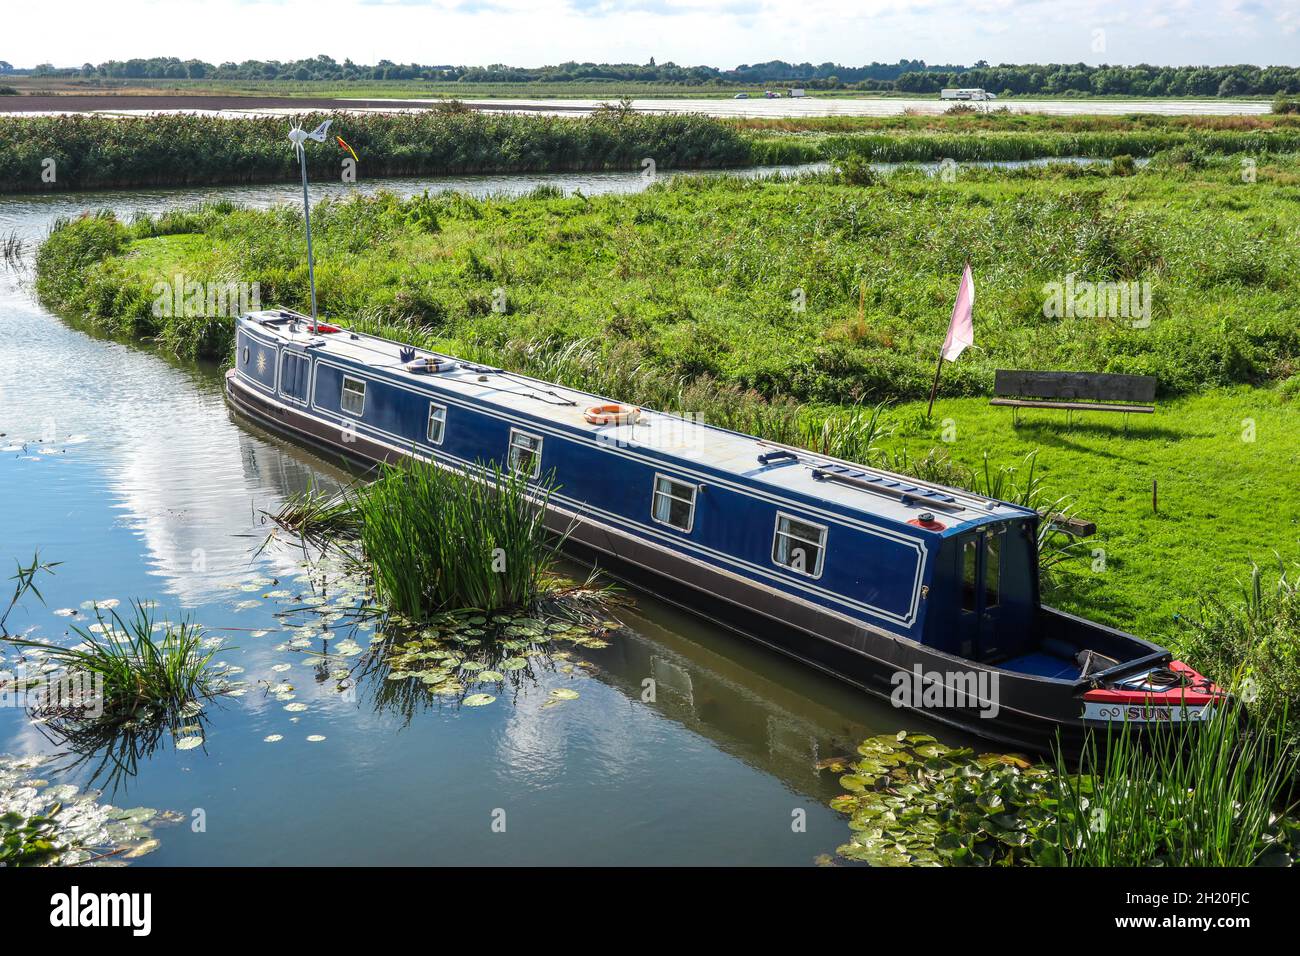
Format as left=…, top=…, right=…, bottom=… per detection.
left=558, top=585, right=981, bottom=796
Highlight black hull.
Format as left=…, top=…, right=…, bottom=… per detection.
left=226, top=371, right=1101, bottom=756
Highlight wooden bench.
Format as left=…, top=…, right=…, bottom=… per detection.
left=991, top=370, right=1157, bottom=427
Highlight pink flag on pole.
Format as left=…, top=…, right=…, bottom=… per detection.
left=941, top=264, right=975, bottom=362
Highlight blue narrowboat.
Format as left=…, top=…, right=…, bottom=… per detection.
left=225, top=309, right=1221, bottom=752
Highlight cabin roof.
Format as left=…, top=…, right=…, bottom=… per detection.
left=242, top=311, right=1034, bottom=535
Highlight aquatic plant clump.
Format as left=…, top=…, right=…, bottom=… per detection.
left=1054, top=697, right=1300, bottom=867
left=0, top=754, right=177, bottom=865
left=274, top=459, right=571, bottom=620
left=0, top=600, right=230, bottom=724
left=828, top=732, right=1063, bottom=867
left=830, top=701, right=1300, bottom=867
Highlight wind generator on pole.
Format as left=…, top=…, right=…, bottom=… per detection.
left=288, top=119, right=332, bottom=334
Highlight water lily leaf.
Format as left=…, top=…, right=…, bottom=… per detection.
left=463, top=694, right=496, bottom=706
left=263, top=735, right=283, bottom=743
left=123, top=839, right=160, bottom=859
left=548, top=688, right=580, bottom=701
left=839, top=774, right=868, bottom=793
left=175, top=736, right=203, bottom=751
left=306, top=735, right=326, bottom=742
left=501, top=657, right=527, bottom=671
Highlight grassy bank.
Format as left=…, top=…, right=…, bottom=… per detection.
left=0, top=109, right=752, bottom=192
left=36, top=158, right=1300, bottom=400
left=882, top=392, right=1300, bottom=648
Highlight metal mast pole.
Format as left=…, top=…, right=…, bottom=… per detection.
left=298, top=145, right=318, bottom=333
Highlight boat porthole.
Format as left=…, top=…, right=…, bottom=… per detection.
left=242, top=346, right=250, bottom=366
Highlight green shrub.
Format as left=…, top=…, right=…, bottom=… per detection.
left=1110, top=153, right=1137, bottom=176
left=1178, top=563, right=1300, bottom=744
left=834, top=153, right=878, bottom=186
left=1273, top=93, right=1300, bottom=115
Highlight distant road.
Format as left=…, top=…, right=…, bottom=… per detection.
left=447, top=96, right=1276, bottom=118
left=0, top=93, right=1274, bottom=119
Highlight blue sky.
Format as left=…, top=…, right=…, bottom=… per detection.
left=6, top=0, right=1299, bottom=69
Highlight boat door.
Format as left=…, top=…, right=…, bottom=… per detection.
left=958, top=527, right=1004, bottom=660
left=279, top=349, right=311, bottom=405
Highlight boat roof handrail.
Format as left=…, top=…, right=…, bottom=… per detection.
left=810, top=467, right=965, bottom=514
left=753, top=439, right=1006, bottom=515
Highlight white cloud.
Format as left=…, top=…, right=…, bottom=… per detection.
left=4, top=0, right=1299, bottom=68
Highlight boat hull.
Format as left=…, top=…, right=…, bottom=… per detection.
left=224, top=369, right=1191, bottom=756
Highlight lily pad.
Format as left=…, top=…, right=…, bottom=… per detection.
left=463, top=694, right=496, bottom=707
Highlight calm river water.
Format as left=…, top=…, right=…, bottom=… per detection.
left=0, top=164, right=997, bottom=865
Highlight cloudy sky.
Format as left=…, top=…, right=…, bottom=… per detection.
left=5, top=0, right=1299, bottom=69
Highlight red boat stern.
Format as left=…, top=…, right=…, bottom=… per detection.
left=1082, top=660, right=1224, bottom=724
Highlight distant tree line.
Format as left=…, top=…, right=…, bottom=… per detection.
left=13, top=55, right=1300, bottom=96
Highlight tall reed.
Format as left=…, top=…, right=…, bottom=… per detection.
left=1055, top=696, right=1299, bottom=866
left=348, top=459, right=561, bottom=618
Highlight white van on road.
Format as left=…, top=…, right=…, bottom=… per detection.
left=940, top=88, right=996, bottom=101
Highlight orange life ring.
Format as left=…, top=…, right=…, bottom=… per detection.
left=584, top=403, right=640, bottom=426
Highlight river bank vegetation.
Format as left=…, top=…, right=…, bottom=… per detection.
left=35, top=154, right=1300, bottom=396
left=8, top=109, right=1300, bottom=193
left=0, top=109, right=753, bottom=193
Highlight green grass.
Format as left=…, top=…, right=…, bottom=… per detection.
left=885, top=390, right=1300, bottom=649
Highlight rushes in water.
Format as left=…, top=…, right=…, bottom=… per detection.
left=273, top=459, right=564, bottom=619
left=269, top=481, right=363, bottom=541
left=1, top=600, right=224, bottom=722
left=1, top=230, right=24, bottom=268
left=1054, top=695, right=1300, bottom=867
left=355, top=460, right=560, bottom=618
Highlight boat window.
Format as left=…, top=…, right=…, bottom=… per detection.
left=427, top=403, right=447, bottom=445
left=651, top=475, right=696, bottom=532
left=984, top=531, right=1001, bottom=609
left=962, top=538, right=979, bottom=612
left=507, top=429, right=542, bottom=478
left=340, top=376, right=366, bottom=417
left=242, top=345, right=250, bottom=366
left=772, top=513, right=827, bottom=578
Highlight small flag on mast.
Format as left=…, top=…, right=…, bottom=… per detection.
left=927, top=264, right=976, bottom=417
left=336, top=135, right=359, bottom=162
left=941, top=263, right=975, bottom=361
